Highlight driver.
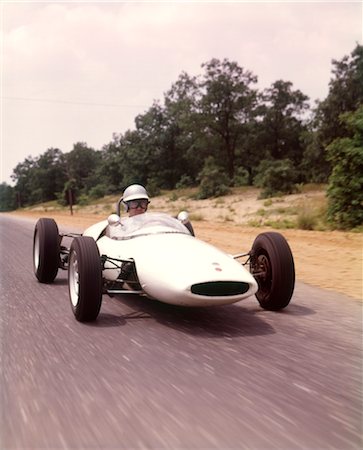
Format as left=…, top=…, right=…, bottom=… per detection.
left=122, top=184, right=150, bottom=217
left=116, top=184, right=150, bottom=283
left=121, top=183, right=194, bottom=235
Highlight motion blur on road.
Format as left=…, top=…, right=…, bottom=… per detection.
left=0, top=215, right=362, bottom=449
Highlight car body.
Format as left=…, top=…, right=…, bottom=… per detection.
left=33, top=211, right=295, bottom=322
left=83, top=212, right=258, bottom=307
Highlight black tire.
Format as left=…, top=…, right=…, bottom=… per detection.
left=68, top=237, right=103, bottom=322
left=250, top=232, right=295, bottom=310
left=33, top=218, right=60, bottom=283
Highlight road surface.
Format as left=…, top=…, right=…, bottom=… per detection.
left=0, top=215, right=361, bottom=449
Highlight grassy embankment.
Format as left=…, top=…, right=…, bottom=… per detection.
left=15, top=184, right=335, bottom=231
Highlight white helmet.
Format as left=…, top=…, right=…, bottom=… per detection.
left=122, top=184, right=149, bottom=203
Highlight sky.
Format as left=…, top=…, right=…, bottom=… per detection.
left=1, top=1, right=362, bottom=184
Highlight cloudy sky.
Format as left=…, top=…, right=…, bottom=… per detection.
left=1, top=1, right=362, bottom=184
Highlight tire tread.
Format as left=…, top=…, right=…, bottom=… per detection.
left=252, top=231, right=295, bottom=310
left=69, top=237, right=102, bottom=322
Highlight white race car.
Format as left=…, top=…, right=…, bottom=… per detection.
left=33, top=203, right=295, bottom=322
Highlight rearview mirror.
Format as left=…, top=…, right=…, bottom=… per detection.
left=107, top=214, right=121, bottom=226
left=177, top=211, right=190, bottom=224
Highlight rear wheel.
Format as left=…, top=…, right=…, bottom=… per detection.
left=33, top=218, right=60, bottom=283
left=250, top=232, right=295, bottom=310
left=68, top=237, right=103, bottom=322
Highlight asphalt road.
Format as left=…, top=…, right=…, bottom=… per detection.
left=0, top=215, right=362, bottom=450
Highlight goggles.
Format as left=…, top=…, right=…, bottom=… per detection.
left=127, top=199, right=149, bottom=209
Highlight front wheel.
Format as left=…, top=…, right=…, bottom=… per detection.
left=68, top=237, right=103, bottom=322
left=33, top=218, right=60, bottom=283
left=250, top=232, right=295, bottom=310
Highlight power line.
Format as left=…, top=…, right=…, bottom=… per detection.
left=1, top=96, right=149, bottom=108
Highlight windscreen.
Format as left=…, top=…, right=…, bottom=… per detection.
left=109, top=212, right=190, bottom=240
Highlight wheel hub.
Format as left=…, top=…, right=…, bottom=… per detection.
left=251, top=252, right=272, bottom=301
left=257, top=254, right=270, bottom=282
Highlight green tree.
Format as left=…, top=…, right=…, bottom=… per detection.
left=197, top=156, right=230, bottom=199
left=0, top=183, right=16, bottom=211
left=100, top=127, right=157, bottom=192
left=99, top=133, right=130, bottom=192
left=300, top=123, right=331, bottom=183
left=31, top=148, right=66, bottom=203
left=134, top=102, right=179, bottom=189
left=254, top=159, right=298, bottom=198
left=306, top=44, right=363, bottom=183
left=11, top=149, right=67, bottom=206
left=326, top=107, right=363, bottom=229
left=164, top=72, right=203, bottom=184
left=199, top=58, right=258, bottom=180
left=11, top=156, right=37, bottom=206
left=118, top=93, right=200, bottom=191
left=259, top=80, right=309, bottom=166
left=65, top=142, right=101, bottom=197
left=318, top=44, right=363, bottom=147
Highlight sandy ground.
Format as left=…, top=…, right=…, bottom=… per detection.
left=6, top=206, right=362, bottom=301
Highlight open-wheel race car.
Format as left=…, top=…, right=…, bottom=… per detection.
left=33, top=201, right=295, bottom=322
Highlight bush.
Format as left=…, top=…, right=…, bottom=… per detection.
left=233, top=167, right=249, bottom=187
left=89, top=184, right=108, bottom=199
left=175, top=174, right=193, bottom=189
left=297, top=208, right=318, bottom=230
left=264, top=218, right=296, bottom=229
left=146, top=178, right=161, bottom=197
left=197, top=157, right=230, bottom=199
left=77, top=194, right=90, bottom=206
left=326, top=107, right=363, bottom=229
left=56, top=191, right=67, bottom=206
left=0, top=183, right=16, bottom=211
left=254, top=159, right=298, bottom=198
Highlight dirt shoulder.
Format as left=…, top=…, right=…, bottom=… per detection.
left=193, top=221, right=362, bottom=301
left=6, top=209, right=362, bottom=301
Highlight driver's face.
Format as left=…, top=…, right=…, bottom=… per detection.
left=127, top=199, right=149, bottom=217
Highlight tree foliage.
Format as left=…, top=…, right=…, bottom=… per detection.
left=306, top=44, right=363, bottom=182
left=197, top=157, right=230, bottom=199
left=253, top=159, right=297, bottom=198
left=199, top=58, right=258, bottom=179
left=8, top=45, right=363, bottom=229
left=0, top=183, right=16, bottom=211
left=259, top=80, right=309, bottom=168
left=326, top=106, right=363, bottom=229
left=65, top=142, right=101, bottom=194
left=318, top=44, right=363, bottom=146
